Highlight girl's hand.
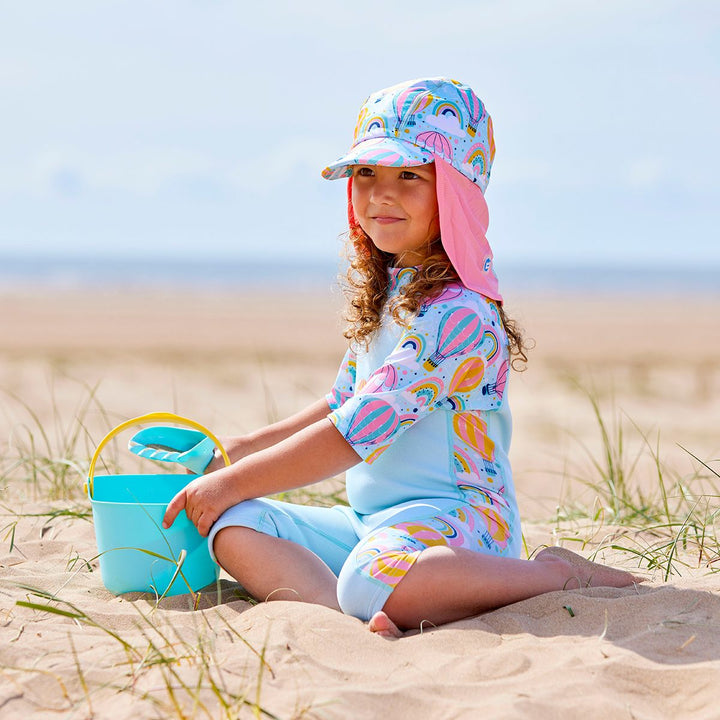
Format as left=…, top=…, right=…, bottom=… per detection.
left=163, top=468, right=237, bottom=537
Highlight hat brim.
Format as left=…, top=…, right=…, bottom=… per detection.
left=322, top=137, right=434, bottom=180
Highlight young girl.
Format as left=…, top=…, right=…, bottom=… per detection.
left=163, top=77, right=636, bottom=637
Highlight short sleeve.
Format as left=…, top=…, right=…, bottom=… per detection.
left=329, top=300, right=509, bottom=464
left=326, top=347, right=357, bottom=411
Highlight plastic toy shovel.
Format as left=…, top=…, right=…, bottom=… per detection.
left=128, top=426, right=217, bottom=475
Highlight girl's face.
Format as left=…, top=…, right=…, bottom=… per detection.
left=351, top=163, right=440, bottom=267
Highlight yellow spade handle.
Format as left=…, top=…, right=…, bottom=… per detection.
left=86, top=411, right=231, bottom=498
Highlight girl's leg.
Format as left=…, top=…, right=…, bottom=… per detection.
left=208, top=498, right=360, bottom=609
left=213, top=527, right=340, bottom=609
left=369, top=546, right=637, bottom=637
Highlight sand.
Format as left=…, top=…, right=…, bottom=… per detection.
left=1, top=286, right=720, bottom=718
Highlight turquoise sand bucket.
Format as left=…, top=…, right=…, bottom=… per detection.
left=86, top=412, right=230, bottom=597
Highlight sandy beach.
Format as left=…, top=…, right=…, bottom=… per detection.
left=2, top=286, right=720, bottom=718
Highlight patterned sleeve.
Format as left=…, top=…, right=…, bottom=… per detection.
left=326, top=346, right=357, bottom=411
left=328, top=298, right=509, bottom=464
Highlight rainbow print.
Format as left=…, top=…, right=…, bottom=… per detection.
left=452, top=447, right=480, bottom=477
left=433, top=100, right=463, bottom=123
left=445, top=395, right=466, bottom=411
left=464, top=144, right=488, bottom=181
left=480, top=328, right=499, bottom=363
left=364, top=115, right=387, bottom=134
left=409, top=378, right=443, bottom=407
left=401, top=334, right=425, bottom=359
left=457, top=482, right=497, bottom=508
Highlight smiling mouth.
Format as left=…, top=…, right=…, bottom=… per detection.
left=372, top=216, right=404, bottom=224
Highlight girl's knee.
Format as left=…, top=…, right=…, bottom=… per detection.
left=212, top=525, right=257, bottom=570
left=336, top=560, right=381, bottom=621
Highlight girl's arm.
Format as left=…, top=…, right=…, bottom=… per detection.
left=163, top=416, right=361, bottom=537
left=205, top=397, right=335, bottom=471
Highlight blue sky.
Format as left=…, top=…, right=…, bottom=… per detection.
left=1, top=0, right=718, bottom=268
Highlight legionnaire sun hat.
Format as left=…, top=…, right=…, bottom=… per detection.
left=322, top=77, right=502, bottom=302
left=321, top=76, right=495, bottom=193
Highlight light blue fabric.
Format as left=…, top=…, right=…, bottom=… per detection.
left=209, top=269, right=521, bottom=620
left=208, top=495, right=487, bottom=621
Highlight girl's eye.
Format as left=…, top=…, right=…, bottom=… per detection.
left=400, top=170, right=419, bottom=180
left=355, top=167, right=374, bottom=177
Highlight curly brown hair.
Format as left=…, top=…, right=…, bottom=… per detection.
left=341, top=219, right=529, bottom=369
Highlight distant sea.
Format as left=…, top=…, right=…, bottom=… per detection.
left=0, top=255, right=717, bottom=297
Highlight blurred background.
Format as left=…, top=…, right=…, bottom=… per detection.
left=0, top=0, right=718, bottom=293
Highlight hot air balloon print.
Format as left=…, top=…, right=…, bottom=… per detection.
left=345, top=399, right=399, bottom=447
left=362, top=364, right=399, bottom=394
left=479, top=507, right=510, bottom=549
left=453, top=412, right=495, bottom=461
left=448, top=356, right=486, bottom=396
left=483, top=459, right=498, bottom=477
left=353, top=139, right=407, bottom=168
left=455, top=84, right=484, bottom=137
left=482, top=359, right=508, bottom=400
left=435, top=285, right=464, bottom=304
left=392, top=84, right=433, bottom=134
left=368, top=550, right=416, bottom=588
left=416, top=130, right=453, bottom=161
left=423, top=308, right=482, bottom=370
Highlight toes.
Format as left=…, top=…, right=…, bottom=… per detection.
left=368, top=611, right=402, bottom=638
left=535, top=546, right=637, bottom=589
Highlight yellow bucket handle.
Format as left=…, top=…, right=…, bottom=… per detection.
left=86, top=412, right=231, bottom=498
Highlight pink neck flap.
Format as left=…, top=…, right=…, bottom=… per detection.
left=434, top=156, right=501, bottom=302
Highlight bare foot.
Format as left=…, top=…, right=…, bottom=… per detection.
left=368, top=611, right=403, bottom=638
left=536, top=546, right=641, bottom=589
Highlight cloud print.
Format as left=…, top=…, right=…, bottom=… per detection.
left=425, top=112, right=464, bottom=137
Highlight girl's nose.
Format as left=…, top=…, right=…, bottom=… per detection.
left=370, top=177, right=397, bottom=203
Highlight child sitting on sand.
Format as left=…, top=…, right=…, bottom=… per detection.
left=163, top=77, right=636, bottom=637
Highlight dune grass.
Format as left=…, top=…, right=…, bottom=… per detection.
left=0, top=381, right=324, bottom=718
left=0, top=377, right=120, bottom=501
left=12, top=585, right=285, bottom=719
left=2, top=379, right=719, bottom=716
left=551, top=389, right=720, bottom=580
